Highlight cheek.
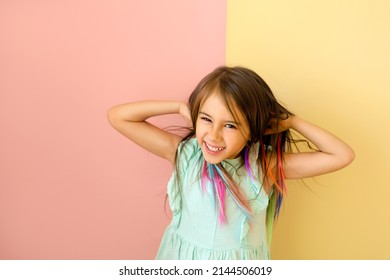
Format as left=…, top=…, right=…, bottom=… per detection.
left=239, top=130, right=251, bottom=145
left=195, top=122, right=203, bottom=140
left=231, top=133, right=249, bottom=149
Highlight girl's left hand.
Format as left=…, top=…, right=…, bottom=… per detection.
left=264, top=113, right=292, bottom=135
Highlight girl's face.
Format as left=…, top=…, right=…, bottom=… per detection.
left=195, top=93, right=250, bottom=164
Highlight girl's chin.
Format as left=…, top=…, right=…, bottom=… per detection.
left=201, top=151, right=223, bottom=164
left=204, top=159, right=222, bottom=165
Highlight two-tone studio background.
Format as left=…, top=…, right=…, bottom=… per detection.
left=1, top=0, right=389, bottom=259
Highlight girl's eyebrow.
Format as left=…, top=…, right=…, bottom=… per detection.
left=199, top=111, right=241, bottom=125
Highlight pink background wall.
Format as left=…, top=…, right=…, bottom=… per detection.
left=0, top=0, right=226, bottom=259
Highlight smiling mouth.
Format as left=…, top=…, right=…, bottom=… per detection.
left=205, top=142, right=225, bottom=152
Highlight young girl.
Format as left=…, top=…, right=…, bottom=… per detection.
left=107, top=66, right=354, bottom=260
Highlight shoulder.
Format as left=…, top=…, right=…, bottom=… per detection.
left=245, top=141, right=262, bottom=169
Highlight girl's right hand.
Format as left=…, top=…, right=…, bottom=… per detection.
left=179, top=102, right=193, bottom=127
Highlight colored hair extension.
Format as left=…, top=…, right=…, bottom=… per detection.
left=201, top=160, right=254, bottom=224
left=261, top=133, right=287, bottom=221
left=201, top=145, right=260, bottom=224
left=244, top=146, right=255, bottom=182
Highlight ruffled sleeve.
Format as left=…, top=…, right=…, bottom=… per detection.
left=166, top=138, right=201, bottom=225
left=175, top=138, right=200, bottom=178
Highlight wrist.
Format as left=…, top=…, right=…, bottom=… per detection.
left=288, top=115, right=299, bottom=130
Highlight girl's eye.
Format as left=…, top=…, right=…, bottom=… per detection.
left=225, top=124, right=237, bottom=129
left=200, top=117, right=211, bottom=122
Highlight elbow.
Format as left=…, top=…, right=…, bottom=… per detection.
left=107, top=106, right=120, bottom=127
left=339, top=147, right=355, bottom=169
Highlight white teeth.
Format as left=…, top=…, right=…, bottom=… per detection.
left=206, top=142, right=224, bottom=152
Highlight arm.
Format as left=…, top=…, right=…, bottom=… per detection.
left=107, top=101, right=190, bottom=165
left=280, top=116, right=355, bottom=179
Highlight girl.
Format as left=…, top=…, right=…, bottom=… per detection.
left=107, top=66, right=355, bottom=260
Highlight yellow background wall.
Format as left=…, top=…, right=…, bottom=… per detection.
left=227, top=0, right=390, bottom=259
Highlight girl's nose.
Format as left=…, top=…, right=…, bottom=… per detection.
left=208, top=125, right=221, bottom=141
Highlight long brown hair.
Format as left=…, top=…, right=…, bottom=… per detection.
left=174, top=66, right=295, bottom=242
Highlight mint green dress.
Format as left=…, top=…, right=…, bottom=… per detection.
left=156, top=138, right=270, bottom=260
